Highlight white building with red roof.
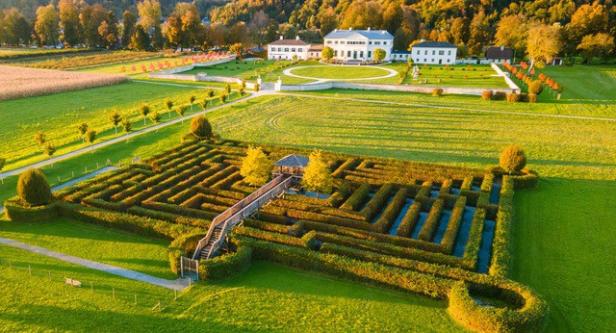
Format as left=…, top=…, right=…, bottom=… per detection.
left=267, top=36, right=312, bottom=60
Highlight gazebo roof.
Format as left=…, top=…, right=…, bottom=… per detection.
left=275, top=154, right=308, bottom=168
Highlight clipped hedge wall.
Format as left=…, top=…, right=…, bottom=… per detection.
left=489, top=176, right=514, bottom=278
left=57, top=202, right=194, bottom=240
left=448, top=281, right=548, bottom=333
left=199, top=243, right=252, bottom=280
left=3, top=199, right=58, bottom=222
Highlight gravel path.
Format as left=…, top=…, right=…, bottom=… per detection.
left=0, top=237, right=191, bottom=291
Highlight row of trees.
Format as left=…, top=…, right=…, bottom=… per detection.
left=1, top=0, right=614, bottom=62
left=0, top=0, right=256, bottom=50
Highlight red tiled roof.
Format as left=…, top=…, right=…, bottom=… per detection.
left=269, top=39, right=309, bottom=46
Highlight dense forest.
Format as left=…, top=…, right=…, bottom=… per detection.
left=0, top=0, right=614, bottom=64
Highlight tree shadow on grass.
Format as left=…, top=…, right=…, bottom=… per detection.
left=2, top=304, right=268, bottom=333
left=0, top=218, right=168, bottom=245
left=211, top=261, right=447, bottom=309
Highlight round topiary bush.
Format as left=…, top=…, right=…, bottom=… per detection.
left=190, top=116, right=213, bottom=140
left=481, top=90, right=493, bottom=101
left=499, top=145, right=527, bottom=174
left=17, top=168, right=52, bottom=206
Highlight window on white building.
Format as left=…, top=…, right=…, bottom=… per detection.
left=448, top=50, right=451, bottom=55
left=439, top=50, right=444, bottom=55
left=291, top=48, right=296, bottom=52
left=347, top=50, right=351, bottom=57
left=368, top=51, right=372, bottom=58
left=432, top=50, right=435, bottom=55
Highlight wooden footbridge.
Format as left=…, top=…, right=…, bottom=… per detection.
left=191, top=173, right=296, bottom=261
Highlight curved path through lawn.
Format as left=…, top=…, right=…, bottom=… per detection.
left=284, top=65, right=397, bottom=82
left=0, top=237, right=190, bottom=291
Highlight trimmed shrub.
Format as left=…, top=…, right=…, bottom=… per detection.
left=499, top=145, right=527, bottom=174
left=506, top=92, right=519, bottom=103
left=528, top=93, right=537, bottom=103
left=190, top=116, right=213, bottom=140
left=481, top=90, right=493, bottom=101
left=17, top=169, right=52, bottom=206
left=432, top=88, right=444, bottom=97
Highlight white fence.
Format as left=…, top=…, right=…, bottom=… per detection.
left=490, top=63, right=520, bottom=93
left=276, top=81, right=514, bottom=96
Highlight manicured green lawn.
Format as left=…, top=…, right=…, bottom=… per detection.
left=288, top=65, right=392, bottom=80
left=0, top=81, right=229, bottom=169
left=512, top=178, right=616, bottom=332
left=1, top=89, right=614, bottom=331
left=0, top=115, right=192, bottom=203
left=0, top=217, right=173, bottom=278
left=540, top=65, right=616, bottom=101
left=181, top=59, right=317, bottom=85
left=0, top=245, right=464, bottom=332
left=201, top=93, right=615, bottom=332
left=207, top=94, right=615, bottom=180
left=409, top=64, right=508, bottom=88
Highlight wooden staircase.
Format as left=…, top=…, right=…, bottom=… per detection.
left=193, top=174, right=296, bottom=261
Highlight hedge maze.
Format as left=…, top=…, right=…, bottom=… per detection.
left=47, top=140, right=546, bottom=333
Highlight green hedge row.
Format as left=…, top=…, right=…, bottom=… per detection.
left=373, top=188, right=408, bottom=233
left=286, top=208, right=373, bottom=232
left=489, top=176, right=514, bottom=278
left=331, top=158, right=359, bottom=178
left=395, top=201, right=422, bottom=237
left=439, top=196, right=467, bottom=254
left=242, top=237, right=453, bottom=299
left=168, top=231, right=206, bottom=274
left=448, top=281, right=547, bottom=333
left=326, top=182, right=353, bottom=208
left=126, top=205, right=211, bottom=228
left=3, top=199, right=59, bottom=222
left=140, top=200, right=218, bottom=220
left=300, top=219, right=442, bottom=253
left=340, top=183, right=370, bottom=211
left=313, top=231, right=465, bottom=269
left=418, top=199, right=444, bottom=241
left=57, top=202, right=195, bottom=240
left=360, top=184, right=395, bottom=221
left=462, top=208, right=486, bottom=271
left=199, top=243, right=252, bottom=280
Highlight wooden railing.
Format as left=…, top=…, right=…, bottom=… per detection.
left=192, top=174, right=296, bottom=260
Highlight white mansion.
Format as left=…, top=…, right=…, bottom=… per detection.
left=267, top=30, right=458, bottom=65
left=323, top=29, right=394, bottom=62
left=268, top=29, right=395, bottom=62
